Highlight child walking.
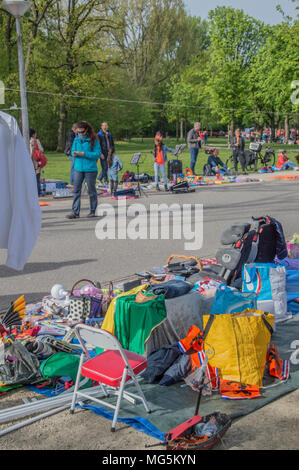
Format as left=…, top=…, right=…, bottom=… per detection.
left=108, top=147, right=123, bottom=196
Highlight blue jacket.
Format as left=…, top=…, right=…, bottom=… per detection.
left=208, top=155, right=225, bottom=168
left=153, top=144, right=175, bottom=164
left=108, top=155, right=123, bottom=181
left=71, top=136, right=101, bottom=172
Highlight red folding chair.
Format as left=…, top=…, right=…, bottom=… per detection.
left=70, top=324, right=151, bottom=432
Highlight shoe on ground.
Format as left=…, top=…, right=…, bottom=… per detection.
left=156, top=185, right=160, bottom=191
left=87, top=213, right=96, bottom=218
left=164, top=185, right=169, bottom=191
left=66, top=213, right=79, bottom=219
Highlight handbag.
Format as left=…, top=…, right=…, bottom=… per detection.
left=68, top=279, right=97, bottom=324
left=33, top=138, right=47, bottom=168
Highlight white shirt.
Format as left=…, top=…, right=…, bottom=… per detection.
left=0, top=111, right=41, bottom=270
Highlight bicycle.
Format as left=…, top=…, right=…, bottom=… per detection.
left=225, top=142, right=276, bottom=172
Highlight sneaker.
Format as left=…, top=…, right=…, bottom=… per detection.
left=66, top=213, right=79, bottom=219
left=164, top=185, right=169, bottom=191
left=156, top=185, right=160, bottom=191
left=87, top=213, right=96, bottom=218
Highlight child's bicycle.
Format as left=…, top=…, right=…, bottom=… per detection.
left=225, top=142, right=276, bottom=172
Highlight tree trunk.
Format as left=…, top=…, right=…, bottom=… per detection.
left=229, top=111, right=235, bottom=146
left=176, top=119, right=179, bottom=141
left=57, top=100, right=67, bottom=152
left=180, top=118, right=184, bottom=140
left=284, top=115, right=289, bottom=145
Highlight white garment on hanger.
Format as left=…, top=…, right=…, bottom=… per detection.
left=0, top=111, right=41, bottom=270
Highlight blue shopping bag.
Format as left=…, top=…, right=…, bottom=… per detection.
left=210, top=283, right=257, bottom=315
left=242, top=263, right=279, bottom=301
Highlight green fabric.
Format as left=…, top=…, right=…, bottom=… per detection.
left=113, top=293, right=167, bottom=355
left=40, top=352, right=81, bottom=384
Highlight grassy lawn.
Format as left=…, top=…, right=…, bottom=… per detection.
left=42, top=137, right=299, bottom=183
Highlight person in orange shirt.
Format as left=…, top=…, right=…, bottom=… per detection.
left=276, top=150, right=298, bottom=170
left=153, top=133, right=175, bottom=191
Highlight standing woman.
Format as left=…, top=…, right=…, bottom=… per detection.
left=153, top=133, right=175, bottom=191
left=29, top=128, right=44, bottom=197
left=66, top=121, right=101, bottom=219
left=107, top=147, right=123, bottom=196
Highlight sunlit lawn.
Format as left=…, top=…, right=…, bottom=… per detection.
left=42, top=137, right=299, bottom=183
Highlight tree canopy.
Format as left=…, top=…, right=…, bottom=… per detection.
left=0, top=0, right=298, bottom=149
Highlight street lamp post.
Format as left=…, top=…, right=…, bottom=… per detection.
left=2, top=1, right=32, bottom=151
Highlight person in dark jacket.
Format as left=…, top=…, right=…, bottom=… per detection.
left=98, top=122, right=114, bottom=184
left=187, top=122, right=202, bottom=175
left=231, top=129, right=246, bottom=174
left=208, top=149, right=231, bottom=175
left=65, top=123, right=79, bottom=185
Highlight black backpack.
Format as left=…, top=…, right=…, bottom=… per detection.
left=200, top=216, right=281, bottom=287
left=203, top=163, right=213, bottom=176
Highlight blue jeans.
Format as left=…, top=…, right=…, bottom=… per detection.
left=98, top=156, right=108, bottom=183
left=190, top=148, right=199, bottom=174
left=72, top=170, right=98, bottom=216
left=70, top=157, right=75, bottom=185
left=282, top=162, right=296, bottom=170
left=154, top=163, right=167, bottom=184
left=212, top=165, right=232, bottom=175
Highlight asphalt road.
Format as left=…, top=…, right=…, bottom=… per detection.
left=0, top=177, right=299, bottom=309
left=0, top=175, right=299, bottom=451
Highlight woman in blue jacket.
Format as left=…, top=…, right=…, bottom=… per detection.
left=66, top=121, right=101, bottom=219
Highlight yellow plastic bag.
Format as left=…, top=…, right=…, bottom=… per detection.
left=203, top=309, right=274, bottom=387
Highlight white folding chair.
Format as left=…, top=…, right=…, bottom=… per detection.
left=70, top=324, right=151, bottom=432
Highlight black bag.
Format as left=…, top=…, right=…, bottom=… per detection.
left=203, top=163, right=213, bottom=176
left=201, top=217, right=279, bottom=286
left=170, top=181, right=192, bottom=194
left=168, top=159, right=183, bottom=179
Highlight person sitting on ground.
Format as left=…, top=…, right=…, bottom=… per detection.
left=153, top=132, right=175, bottom=191
left=276, top=150, right=299, bottom=171
left=107, top=147, right=123, bottom=197
left=208, top=149, right=232, bottom=176
left=66, top=121, right=101, bottom=219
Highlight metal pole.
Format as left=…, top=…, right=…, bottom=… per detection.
left=15, top=16, right=30, bottom=152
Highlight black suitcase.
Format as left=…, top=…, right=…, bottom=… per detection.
left=168, top=159, right=183, bottom=179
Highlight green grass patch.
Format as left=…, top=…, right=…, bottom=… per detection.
left=42, top=137, right=299, bottom=183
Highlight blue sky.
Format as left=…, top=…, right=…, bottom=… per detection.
left=184, top=0, right=298, bottom=24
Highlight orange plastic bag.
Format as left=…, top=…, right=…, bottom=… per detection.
left=220, top=379, right=262, bottom=400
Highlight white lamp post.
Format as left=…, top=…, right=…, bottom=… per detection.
left=2, top=1, right=32, bottom=151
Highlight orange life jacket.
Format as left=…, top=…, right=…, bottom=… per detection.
left=266, top=344, right=290, bottom=381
